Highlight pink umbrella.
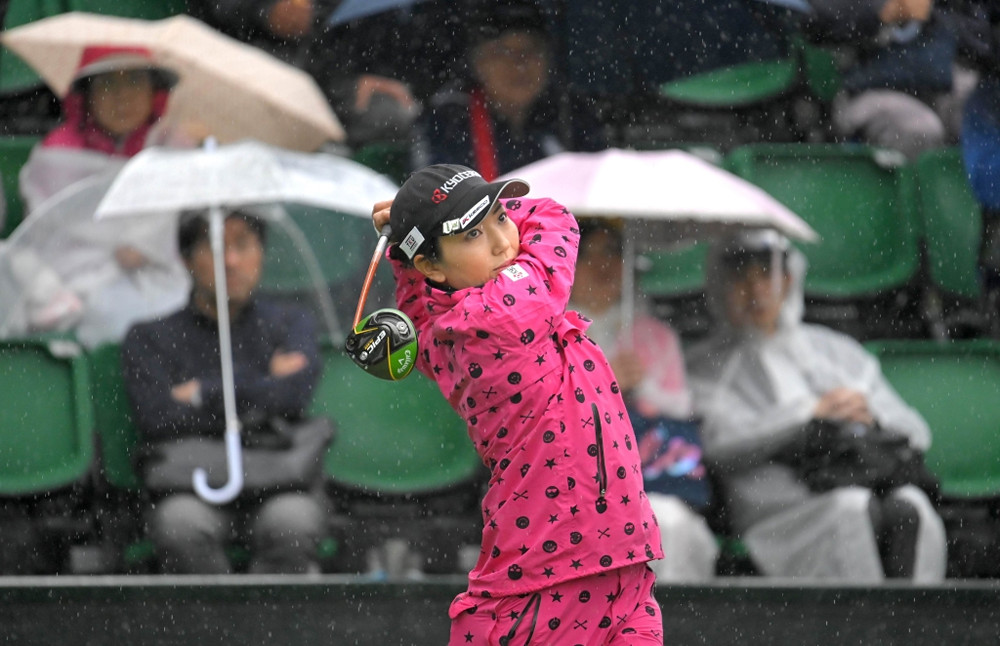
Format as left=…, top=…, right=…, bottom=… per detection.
left=500, top=148, right=818, bottom=331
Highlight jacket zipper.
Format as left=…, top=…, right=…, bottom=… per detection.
left=592, top=402, right=608, bottom=511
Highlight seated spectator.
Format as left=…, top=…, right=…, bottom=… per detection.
left=189, top=0, right=420, bottom=149
left=799, top=0, right=981, bottom=159
left=413, top=0, right=606, bottom=179
left=121, top=208, right=328, bottom=574
left=8, top=46, right=190, bottom=346
left=569, top=220, right=718, bottom=582
left=20, top=45, right=183, bottom=210
left=685, top=230, right=946, bottom=582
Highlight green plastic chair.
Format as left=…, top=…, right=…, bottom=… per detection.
left=88, top=343, right=143, bottom=492
left=725, top=143, right=920, bottom=299
left=0, top=135, right=41, bottom=238
left=912, top=148, right=983, bottom=302
left=312, top=344, right=482, bottom=496
left=866, top=339, right=1000, bottom=499
left=0, top=338, right=94, bottom=495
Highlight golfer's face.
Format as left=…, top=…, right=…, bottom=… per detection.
left=88, top=70, right=156, bottom=137
left=187, top=218, right=264, bottom=310
left=426, top=203, right=519, bottom=290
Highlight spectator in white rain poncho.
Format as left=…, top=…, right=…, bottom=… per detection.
left=685, top=230, right=946, bottom=582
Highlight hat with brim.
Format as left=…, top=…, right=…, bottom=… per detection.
left=390, top=164, right=529, bottom=260
left=73, top=45, right=179, bottom=89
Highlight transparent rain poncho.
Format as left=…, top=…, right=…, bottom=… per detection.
left=0, top=166, right=393, bottom=350
left=684, top=231, right=945, bottom=582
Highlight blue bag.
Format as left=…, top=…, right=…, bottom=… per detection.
left=632, top=415, right=712, bottom=512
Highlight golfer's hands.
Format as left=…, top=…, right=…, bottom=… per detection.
left=372, top=199, right=393, bottom=234
left=609, top=350, right=645, bottom=393
left=814, top=388, right=875, bottom=426
left=270, top=350, right=308, bottom=377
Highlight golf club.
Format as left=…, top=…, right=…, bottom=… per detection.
left=345, top=224, right=418, bottom=380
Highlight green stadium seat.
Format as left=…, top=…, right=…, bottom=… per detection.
left=866, top=339, right=1000, bottom=499
left=312, top=343, right=483, bottom=497
left=0, top=135, right=41, bottom=237
left=726, top=143, right=920, bottom=299
left=0, top=337, right=95, bottom=495
left=912, top=148, right=983, bottom=302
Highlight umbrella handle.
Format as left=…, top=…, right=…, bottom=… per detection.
left=192, top=425, right=244, bottom=505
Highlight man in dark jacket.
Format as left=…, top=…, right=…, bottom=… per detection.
left=122, top=208, right=327, bottom=574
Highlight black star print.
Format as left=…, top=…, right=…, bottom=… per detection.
left=433, top=365, right=442, bottom=374
left=548, top=514, right=559, bottom=523
left=527, top=285, right=537, bottom=295
left=612, top=440, right=619, bottom=449
left=545, top=458, right=556, bottom=469
left=535, top=354, right=545, bottom=365
left=618, top=411, right=625, bottom=420
left=551, top=591, right=563, bottom=602
left=595, top=386, right=602, bottom=394
left=621, top=495, right=630, bottom=505
left=519, top=544, right=529, bottom=555
left=570, top=559, right=582, bottom=570
left=627, top=550, right=636, bottom=561
left=489, top=520, right=498, bottom=529
left=570, top=505, right=580, bottom=516
left=464, top=632, right=473, bottom=643
left=543, top=567, right=555, bottom=578
left=493, top=349, right=505, bottom=360
left=483, top=304, right=493, bottom=313
left=545, top=265, right=556, bottom=275
left=606, top=592, right=618, bottom=602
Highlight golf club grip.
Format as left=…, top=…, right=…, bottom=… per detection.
left=353, top=225, right=392, bottom=329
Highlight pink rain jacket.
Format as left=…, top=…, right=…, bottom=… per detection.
left=392, top=197, right=663, bottom=597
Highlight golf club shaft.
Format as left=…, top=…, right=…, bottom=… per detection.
left=353, top=224, right=392, bottom=329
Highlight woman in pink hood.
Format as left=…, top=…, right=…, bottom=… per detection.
left=373, top=164, right=664, bottom=645
left=7, top=46, right=190, bottom=347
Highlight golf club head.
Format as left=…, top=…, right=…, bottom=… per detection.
left=345, top=308, right=418, bottom=380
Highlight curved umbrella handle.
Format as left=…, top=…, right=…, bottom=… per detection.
left=192, top=426, right=244, bottom=505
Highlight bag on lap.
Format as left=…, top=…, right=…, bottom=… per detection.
left=783, top=419, right=941, bottom=499
left=141, top=416, right=335, bottom=497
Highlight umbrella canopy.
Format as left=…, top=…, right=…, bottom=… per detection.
left=500, top=148, right=818, bottom=248
left=0, top=12, right=345, bottom=152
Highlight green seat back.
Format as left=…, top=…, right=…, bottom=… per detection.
left=65, top=0, right=186, bottom=18
left=866, top=340, right=1000, bottom=498
left=912, top=147, right=983, bottom=301
left=88, top=343, right=142, bottom=492
left=0, top=135, right=41, bottom=237
left=726, top=144, right=919, bottom=298
left=312, top=345, right=482, bottom=495
left=639, top=242, right=708, bottom=298
left=0, top=338, right=94, bottom=495
left=661, top=57, right=800, bottom=108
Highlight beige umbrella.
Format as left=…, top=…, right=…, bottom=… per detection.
left=0, top=12, right=345, bottom=152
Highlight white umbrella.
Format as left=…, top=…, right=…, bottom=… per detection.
left=500, top=148, right=818, bottom=331
left=95, top=140, right=398, bottom=504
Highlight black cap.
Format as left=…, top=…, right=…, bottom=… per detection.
left=389, top=164, right=529, bottom=260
